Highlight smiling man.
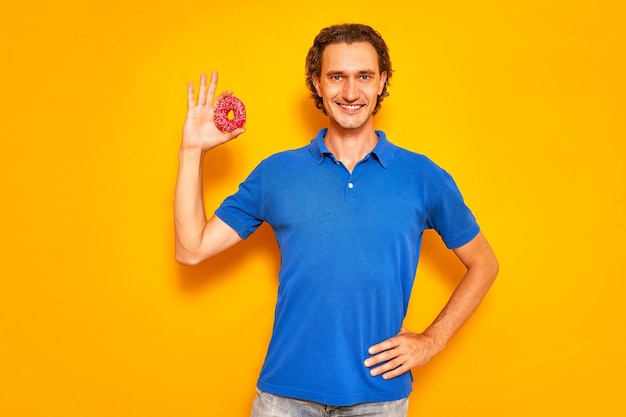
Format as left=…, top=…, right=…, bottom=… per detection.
left=175, top=23, right=498, bottom=417
left=313, top=42, right=384, bottom=131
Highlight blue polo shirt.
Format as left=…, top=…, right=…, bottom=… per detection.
left=215, top=128, right=479, bottom=406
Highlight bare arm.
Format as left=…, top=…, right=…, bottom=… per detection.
left=174, top=71, right=245, bottom=265
left=364, top=231, right=499, bottom=379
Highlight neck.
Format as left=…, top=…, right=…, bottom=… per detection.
left=324, top=123, right=378, bottom=172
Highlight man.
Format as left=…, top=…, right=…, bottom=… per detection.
left=175, top=23, right=498, bottom=417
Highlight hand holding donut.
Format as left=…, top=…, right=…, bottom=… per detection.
left=182, top=71, right=246, bottom=153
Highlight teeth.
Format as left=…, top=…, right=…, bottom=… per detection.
left=340, top=104, right=361, bottom=109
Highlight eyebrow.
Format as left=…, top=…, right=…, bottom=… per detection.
left=325, top=69, right=377, bottom=76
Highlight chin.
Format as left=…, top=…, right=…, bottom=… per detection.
left=336, top=118, right=369, bottom=130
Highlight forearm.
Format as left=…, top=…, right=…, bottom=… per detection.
left=364, top=255, right=497, bottom=380
left=174, top=148, right=208, bottom=263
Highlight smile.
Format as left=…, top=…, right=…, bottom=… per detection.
left=337, top=103, right=364, bottom=110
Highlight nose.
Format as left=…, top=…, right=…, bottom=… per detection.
left=342, top=78, right=358, bottom=102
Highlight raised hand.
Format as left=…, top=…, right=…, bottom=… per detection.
left=181, top=71, right=245, bottom=152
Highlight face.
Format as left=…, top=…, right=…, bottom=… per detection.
left=312, top=42, right=387, bottom=131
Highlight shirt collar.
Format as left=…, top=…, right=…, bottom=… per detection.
left=309, top=128, right=395, bottom=168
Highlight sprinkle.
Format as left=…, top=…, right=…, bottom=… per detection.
left=214, top=96, right=246, bottom=132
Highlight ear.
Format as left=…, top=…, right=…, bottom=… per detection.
left=378, top=71, right=388, bottom=95
left=312, top=74, right=322, bottom=96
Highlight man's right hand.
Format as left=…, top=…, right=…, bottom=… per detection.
left=181, top=71, right=245, bottom=153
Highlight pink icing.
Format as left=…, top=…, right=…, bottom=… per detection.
left=214, top=96, right=246, bottom=132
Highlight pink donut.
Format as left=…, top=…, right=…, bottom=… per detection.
left=214, top=96, right=246, bottom=132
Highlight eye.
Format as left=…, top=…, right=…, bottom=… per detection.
left=359, top=75, right=372, bottom=81
left=331, top=75, right=343, bottom=81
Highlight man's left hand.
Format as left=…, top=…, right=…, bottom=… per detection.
left=363, top=327, right=443, bottom=380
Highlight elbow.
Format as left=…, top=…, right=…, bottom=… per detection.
left=176, top=252, right=201, bottom=266
left=491, top=251, right=500, bottom=277
left=485, top=254, right=500, bottom=286
left=493, top=257, right=500, bottom=278
left=175, top=245, right=204, bottom=266
left=471, top=251, right=499, bottom=288
left=480, top=238, right=500, bottom=284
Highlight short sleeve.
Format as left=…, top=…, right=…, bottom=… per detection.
left=426, top=169, right=480, bottom=249
left=214, top=163, right=266, bottom=239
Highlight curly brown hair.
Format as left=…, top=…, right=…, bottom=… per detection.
left=305, top=23, right=393, bottom=115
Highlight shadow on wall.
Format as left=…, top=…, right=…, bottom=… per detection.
left=175, top=222, right=279, bottom=293
left=299, top=92, right=328, bottom=138
left=419, top=229, right=469, bottom=290
left=409, top=229, right=489, bottom=395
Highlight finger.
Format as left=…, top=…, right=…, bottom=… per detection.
left=368, top=336, right=399, bottom=355
left=222, top=127, right=246, bottom=142
left=187, top=81, right=196, bottom=108
left=197, top=73, right=208, bottom=106
left=369, top=356, right=405, bottom=377
left=364, top=348, right=395, bottom=368
left=211, top=89, right=234, bottom=108
left=381, top=363, right=410, bottom=380
left=230, top=127, right=246, bottom=136
left=206, top=70, right=219, bottom=104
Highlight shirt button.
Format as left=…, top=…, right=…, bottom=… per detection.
left=348, top=183, right=354, bottom=189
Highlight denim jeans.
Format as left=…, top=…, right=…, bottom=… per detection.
left=249, top=389, right=409, bottom=417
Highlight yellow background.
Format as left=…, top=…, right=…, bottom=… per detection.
left=1, top=0, right=625, bottom=416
